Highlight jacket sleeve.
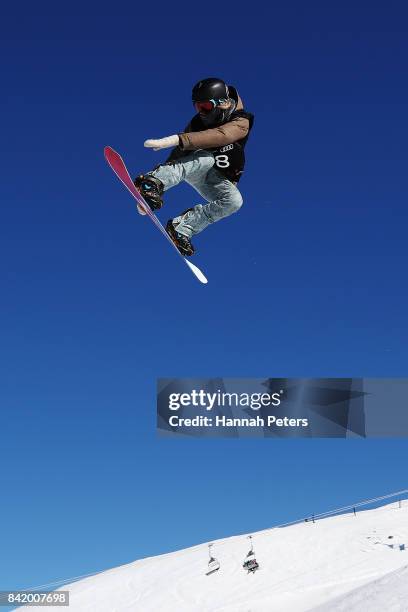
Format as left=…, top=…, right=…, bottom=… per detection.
left=178, top=116, right=250, bottom=150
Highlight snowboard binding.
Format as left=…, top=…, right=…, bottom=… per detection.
left=133, top=174, right=164, bottom=213
left=166, top=219, right=195, bottom=257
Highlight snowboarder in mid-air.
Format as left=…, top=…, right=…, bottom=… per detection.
left=133, top=78, right=254, bottom=256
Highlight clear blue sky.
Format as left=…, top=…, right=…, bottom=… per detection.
left=1, top=0, right=408, bottom=594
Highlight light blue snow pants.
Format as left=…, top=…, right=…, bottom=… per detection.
left=149, top=150, right=243, bottom=239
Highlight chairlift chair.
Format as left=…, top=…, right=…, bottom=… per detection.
left=243, top=536, right=260, bottom=573
left=206, top=544, right=220, bottom=576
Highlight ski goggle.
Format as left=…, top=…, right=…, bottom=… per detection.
left=194, top=98, right=228, bottom=114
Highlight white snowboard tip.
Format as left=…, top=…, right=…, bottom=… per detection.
left=185, top=259, right=208, bottom=284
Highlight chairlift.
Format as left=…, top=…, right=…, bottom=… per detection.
left=243, top=535, right=260, bottom=574
left=206, top=544, right=220, bottom=576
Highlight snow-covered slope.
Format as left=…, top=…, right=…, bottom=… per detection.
left=20, top=500, right=408, bottom=612
left=313, top=565, right=408, bottom=612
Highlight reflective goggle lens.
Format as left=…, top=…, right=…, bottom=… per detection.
left=194, top=100, right=215, bottom=113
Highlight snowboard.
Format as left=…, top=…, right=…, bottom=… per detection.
left=104, top=146, right=208, bottom=284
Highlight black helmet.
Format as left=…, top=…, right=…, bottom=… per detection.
left=191, top=77, right=235, bottom=127
left=192, top=77, right=229, bottom=102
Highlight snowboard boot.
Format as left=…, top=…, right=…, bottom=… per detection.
left=166, top=217, right=195, bottom=257
left=133, top=174, right=164, bottom=214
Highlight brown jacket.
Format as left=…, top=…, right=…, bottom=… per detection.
left=164, top=87, right=254, bottom=182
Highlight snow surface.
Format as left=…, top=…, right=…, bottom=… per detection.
left=313, top=565, right=408, bottom=611
left=18, top=500, right=408, bottom=612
